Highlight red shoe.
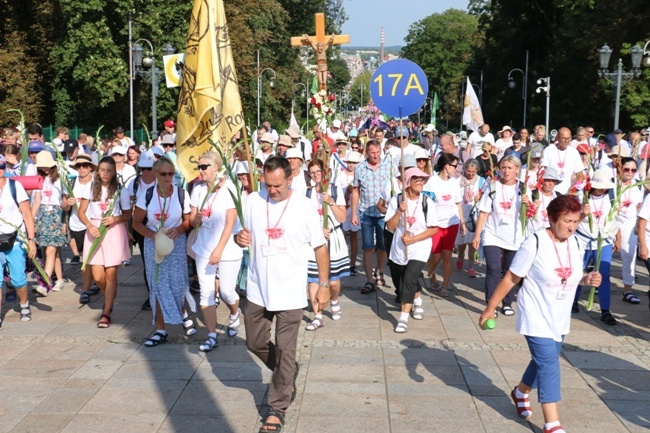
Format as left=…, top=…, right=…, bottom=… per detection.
left=456, top=258, right=464, bottom=270
left=510, top=387, right=533, bottom=419
left=467, top=267, right=477, bottom=278
left=543, top=426, right=565, bottom=433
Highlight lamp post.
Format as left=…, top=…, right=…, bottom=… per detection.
left=507, top=50, right=529, bottom=128
left=293, top=82, right=308, bottom=132
left=132, top=39, right=175, bottom=140
left=597, top=43, right=643, bottom=130
left=642, top=40, right=650, bottom=68
left=256, top=50, right=277, bottom=127
left=359, top=83, right=365, bottom=108
left=536, top=77, right=550, bottom=142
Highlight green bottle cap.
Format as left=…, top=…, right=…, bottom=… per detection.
left=483, top=318, right=496, bottom=330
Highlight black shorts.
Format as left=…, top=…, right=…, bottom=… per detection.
left=70, top=229, right=86, bottom=253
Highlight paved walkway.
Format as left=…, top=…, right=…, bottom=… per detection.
left=0, top=249, right=649, bottom=433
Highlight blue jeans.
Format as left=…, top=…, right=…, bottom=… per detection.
left=360, top=212, right=386, bottom=251
left=521, top=335, right=564, bottom=403
left=575, top=244, right=612, bottom=310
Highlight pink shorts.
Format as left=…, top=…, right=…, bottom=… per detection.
left=431, top=224, right=459, bottom=254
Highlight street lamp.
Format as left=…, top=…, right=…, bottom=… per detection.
left=293, top=82, right=308, bottom=132
left=131, top=38, right=175, bottom=140
left=256, top=50, right=276, bottom=127
left=597, top=43, right=643, bottom=130
left=643, top=40, right=650, bottom=68
left=507, top=50, right=529, bottom=128
left=536, top=77, right=550, bottom=142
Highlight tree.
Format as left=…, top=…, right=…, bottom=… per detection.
left=349, top=71, right=371, bottom=108
left=400, top=9, right=480, bottom=128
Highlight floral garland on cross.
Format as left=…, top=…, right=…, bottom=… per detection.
left=310, top=90, right=336, bottom=131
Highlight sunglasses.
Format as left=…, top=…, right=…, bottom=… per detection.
left=351, top=147, right=360, bottom=150
left=0, top=164, right=6, bottom=170
left=76, top=164, right=92, bottom=169
left=158, top=172, right=175, bottom=177
left=154, top=155, right=162, bottom=159
left=623, top=168, right=637, bottom=173
left=586, top=130, right=595, bottom=133
left=197, top=164, right=211, bottom=171
left=140, top=167, right=153, bottom=171
left=163, top=144, right=175, bottom=148
left=449, top=163, right=458, bottom=168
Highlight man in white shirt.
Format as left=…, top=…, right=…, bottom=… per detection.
left=326, top=119, right=346, bottom=143
left=541, top=127, right=583, bottom=194
left=114, top=126, right=134, bottom=148
left=467, top=123, right=495, bottom=158
left=235, top=156, right=329, bottom=431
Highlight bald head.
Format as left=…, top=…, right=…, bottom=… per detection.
left=440, top=134, right=455, bottom=153
left=557, top=127, right=572, bottom=150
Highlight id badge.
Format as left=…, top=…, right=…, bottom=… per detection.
left=556, top=289, right=571, bottom=300
left=558, top=171, right=565, bottom=180
left=202, top=220, right=215, bottom=229
left=261, top=245, right=280, bottom=257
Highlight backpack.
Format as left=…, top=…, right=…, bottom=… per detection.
left=8, top=179, right=18, bottom=207
left=471, top=179, right=523, bottom=229
left=144, top=185, right=186, bottom=209
left=395, top=192, right=429, bottom=220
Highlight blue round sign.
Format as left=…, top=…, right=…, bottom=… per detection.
left=370, top=59, right=429, bottom=118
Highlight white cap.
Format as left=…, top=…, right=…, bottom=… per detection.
left=151, top=146, right=164, bottom=157
left=138, top=150, right=154, bottom=168
left=332, top=119, right=342, bottom=128
left=285, top=148, right=304, bottom=160
left=234, top=160, right=250, bottom=174
left=109, top=146, right=126, bottom=155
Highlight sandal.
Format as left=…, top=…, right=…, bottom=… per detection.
left=394, top=319, right=408, bottom=333
left=467, top=267, right=477, bottom=278
left=440, top=286, right=450, bottom=297
left=502, top=305, right=515, bottom=316
left=228, top=308, right=241, bottom=337
left=543, top=426, right=566, bottom=433
left=305, top=316, right=324, bottom=331
left=259, top=410, right=285, bottom=433
left=622, top=292, right=640, bottom=304
left=510, top=387, right=533, bottom=419
left=97, top=314, right=111, bottom=329
left=330, top=301, right=341, bottom=321
left=377, top=273, right=387, bottom=287
left=412, top=304, right=424, bottom=320
left=360, top=282, right=376, bottom=294
left=429, top=277, right=441, bottom=291
left=199, top=335, right=219, bottom=352
left=182, top=315, right=197, bottom=336
left=144, top=331, right=168, bottom=347
left=79, top=291, right=91, bottom=305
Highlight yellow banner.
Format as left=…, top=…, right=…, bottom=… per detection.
left=176, top=0, right=244, bottom=181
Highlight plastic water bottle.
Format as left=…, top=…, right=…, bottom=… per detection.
left=483, top=318, right=496, bottom=330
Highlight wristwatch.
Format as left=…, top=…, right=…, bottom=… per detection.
left=318, top=281, right=330, bottom=287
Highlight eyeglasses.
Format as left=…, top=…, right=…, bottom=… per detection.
left=140, top=167, right=153, bottom=171
left=76, top=164, right=91, bottom=169
left=197, top=164, right=211, bottom=171
left=586, top=130, right=595, bottom=133
left=309, top=170, right=322, bottom=176
left=158, top=172, right=175, bottom=177
left=410, top=177, right=426, bottom=184
left=623, top=168, right=637, bottom=173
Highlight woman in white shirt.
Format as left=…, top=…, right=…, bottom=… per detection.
left=304, top=159, right=349, bottom=331
left=31, top=151, right=72, bottom=295
left=78, top=156, right=132, bottom=328
left=456, top=159, right=484, bottom=278
left=190, top=152, right=243, bottom=351
left=525, top=168, right=560, bottom=237
left=615, top=157, right=643, bottom=305
left=133, top=157, right=193, bottom=345
left=337, top=151, right=362, bottom=275
left=480, top=195, right=601, bottom=433
left=472, top=155, right=527, bottom=316
left=425, top=153, right=465, bottom=297
left=385, top=167, right=438, bottom=333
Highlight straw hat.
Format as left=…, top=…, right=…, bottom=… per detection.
left=154, top=229, right=174, bottom=264
left=71, top=153, right=97, bottom=170
left=590, top=168, right=615, bottom=190
left=35, top=151, right=57, bottom=168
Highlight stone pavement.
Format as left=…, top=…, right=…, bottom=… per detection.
left=0, top=249, right=649, bottom=433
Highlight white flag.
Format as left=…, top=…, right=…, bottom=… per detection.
left=462, top=77, right=484, bottom=133
left=289, top=105, right=300, bottom=130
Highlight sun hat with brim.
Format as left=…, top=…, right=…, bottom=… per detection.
left=71, top=154, right=97, bottom=169
left=285, top=128, right=300, bottom=139
left=542, top=167, right=562, bottom=182
left=414, top=148, right=429, bottom=160
left=154, top=229, right=174, bottom=264
left=606, top=145, right=630, bottom=158
left=234, top=160, right=250, bottom=174
left=497, top=125, right=514, bottom=137
left=344, top=151, right=363, bottom=163
left=277, top=135, right=294, bottom=148
left=35, top=150, right=57, bottom=168
left=260, top=132, right=274, bottom=144
left=590, top=168, right=615, bottom=189
left=285, top=148, right=304, bottom=160
left=404, top=167, right=430, bottom=187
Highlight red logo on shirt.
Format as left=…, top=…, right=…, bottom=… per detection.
left=201, top=208, right=212, bottom=218
left=557, top=162, right=565, bottom=169
left=99, top=203, right=108, bottom=212
left=43, top=190, right=53, bottom=198
left=622, top=200, right=632, bottom=208
left=592, top=210, right=602, bottom=219
left=406, top=216, right=417, bottom=226
left=154, top=212, right=169, bottom=222
left=265, top=228, right=284, bottom=239
left=317, top=208, right=324, bottom=216
left=499, top=201, right=513, bottom=210
left=555, top=267, right=573, bottom=282
left=442, top=194, right=452, bottom=201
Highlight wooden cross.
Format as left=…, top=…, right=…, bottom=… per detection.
left=291, top=13, right=350, bottom=93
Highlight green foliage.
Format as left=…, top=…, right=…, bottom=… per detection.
left=349, top=71, right=372, bottom=108
left=401, top=9, right=479, bottom=126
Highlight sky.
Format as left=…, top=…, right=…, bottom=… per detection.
left=341, top=0, right=469, bottom=47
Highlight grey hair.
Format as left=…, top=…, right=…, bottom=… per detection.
left=464, top=158, right=480, bottom=171
left=499, top=154, right=522, bottom=169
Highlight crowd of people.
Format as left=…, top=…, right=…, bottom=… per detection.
left=1, top=117, right=650, bottom=433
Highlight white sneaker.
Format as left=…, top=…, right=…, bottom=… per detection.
left=34, top=285, right=48, bottom=297
left=51, top=279, right=65, bottom=292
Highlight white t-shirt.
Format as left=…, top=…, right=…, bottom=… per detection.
left=190, top=180, right=242, bottom=261
left=468, top=131, right=495, bottom=158
left=494, top=138, right=513, bottom=161
left=38, top=177, right=64, bottom=207
left=477, top=181, right=525, bottom=250
left=135, top=186, right=190, bottom=231
left=69, top=178, right=93, bottom=232
left=80, top=184, right=131, bottom=220
left=525, top=191, right=557, bottom=237
left=306, top=185, right=346, bottom=230
left=242, top=190, right=326, bottom=311
left=290, top=171, right=308, bottom=196
left=0, top=180, right=29, bottom=234
left=510, top=229, right=584, bottom=342
left=117, top=164, right=137, bottom=187
left=541, top=145, right=583, bottom=194
left=519, top=166, right=540, bottom=191
left=576, top=194, right=613, bottom=248
left=423, top=175, right=461, bottom=228
left=616, top=183, right=643, bottom=231
left=385, top=194, right=437, bottom=265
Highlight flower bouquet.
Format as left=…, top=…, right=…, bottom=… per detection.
left=310, top=90, right=336, bottom=130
